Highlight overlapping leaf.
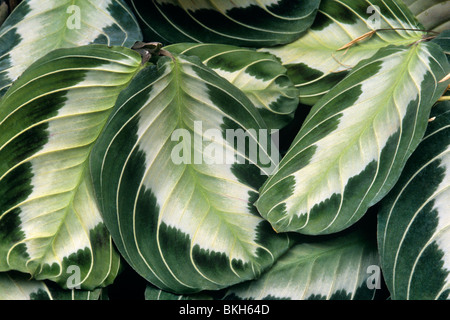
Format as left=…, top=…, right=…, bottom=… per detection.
left=0, top=271, right=104, bottom=300
left=90, top=53, right=291, bottom=294
left=222, top=229, right=379, bottom=300
left=166, top=43, right=299, bottom=129
left=0, top=0, right=142, bottom=97
left=0, top=45, right=144, bottom=289
left=378, top=102, right=450, bottom=300
left=261, top=0, right=425, bottom=105
left=126, top=0, right=320, bottom=47
left=256, top=42, right=449, bottom=235
left=404, top=0, right=450, bottom=32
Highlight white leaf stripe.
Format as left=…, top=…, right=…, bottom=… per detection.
left=222, top=231, right=378, bottom=300
left=0, top=45, right=141, bottom=289
left=130, top=0, right=320, bottom=46
left=257, top=42, right=449, bottom=235
left=378, top=103, right=450, bottom=299
left=0, top=0, right=142, bottom=96
left=92, top=54, right=290, bottom=293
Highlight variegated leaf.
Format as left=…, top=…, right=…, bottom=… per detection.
left=165, top=43, right=299, bottom=129
left=0, top=271, right=104, bottom=300
left=222, top=229, right=380, bottom=300
left=404, top=0, right=450, bottom=32
left=256, top=42, right=449, bottom=235
left=127, top=0, right=320, bottom=47
left=0, top=0, right=142, bottom=97
left=378, top=102, right=450, bottom=300
left=0, top=45, right=144, bottom=289
left=260, top=0, right=425, bottom=105
left=90, top=53, right=291, bottom=294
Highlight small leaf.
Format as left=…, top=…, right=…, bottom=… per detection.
left=166, top=43, right=299, bottom=129
left=222, top=229, right=380, bottom=300
left=260, top=0, right=425, bottom=105
left=0, top=0, right=142, bottom=97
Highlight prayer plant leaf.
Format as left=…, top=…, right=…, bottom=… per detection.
left=90, top=53, right=291, bottom=295
left=378, top=102, right=450, bottom=300
left=256, top=42, right=449, bottom=235
left=0, top=271, right=104, bottom=300
left=260, top=0, right=425, bottom=105
left=0, top=0, right=142, bottom=97
left=0, top=44, right=144, bottom=290
left=222, top=229, right=380, bottom=300
left=126, top=0, right=320, bottom=48
left=165, top=42, right=299, bottom=129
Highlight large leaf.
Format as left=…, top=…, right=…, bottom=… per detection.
left=0, top=271, right=104, bottom=300
left=222, top=229, right=379, bottom=300
left=256, top=42, right=449, bottom=235
left=261, top=0, right=425, bottom=105
left=126, top=0, right=320, bottom=47
left=0, top=45, right=144, bottom=289
left=404, top=0, right=450, bottom=32
left=0, top=0, right=142, bottom=97
left=378, top=102, right=450, bottom=300
left=90, top=53, right=291, bottom=294
left=165, top=43, right=299, bottom=129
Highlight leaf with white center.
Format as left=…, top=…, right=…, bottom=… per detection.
left=165, top=43, right=299, bottom=129
left=126, top=0, right=320, bottom=48
left=0, top=271, right=103, bottom=300
left=0, top=45, right=144, bottom=289
left=260, top=0, right=425, bottom=105
left=0, top=0, right=142, bottom=97
left=404, top=0, right=450, bottom=32
left=90, top=53, right=291, bottom=294
left=222, top=229, right=380, bottom=300
left=378, top=102, right=450, bottom=300
left=256, top=42, right=449, bottom=235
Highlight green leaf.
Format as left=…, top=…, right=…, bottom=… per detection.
left=256, top=42, right=449, bottom=235
left=378, top=102, right=450, bottom=300
left=222, top=229, right=380, bottom=300
left=0, top=45, right=144, bottom=290
left=260, top=0, right=425, bottom=105
left=432, top=30, right=450, bottom=62
left=0, top=271, right=104, bottom=300
left=0, top=0, right=142, bottom=97
left=404, top=0, right=450, bottom=32
left=90, top=53, right=291, bottom=294
left=126, top=0, right=320, bottom=47
left=165, top=43, right=299, bottom=129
